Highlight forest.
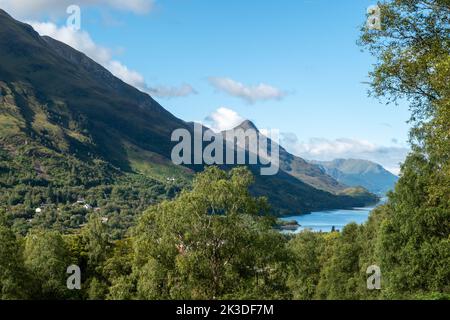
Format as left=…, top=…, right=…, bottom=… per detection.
left=0, top=0, right=449, bottom=300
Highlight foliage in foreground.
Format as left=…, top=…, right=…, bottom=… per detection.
left=1, top=164, right=449, bottom=300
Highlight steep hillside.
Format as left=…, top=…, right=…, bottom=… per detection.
left=222, top=121, right=378, bottom=214
left=223, top=121, right=347, bottom=193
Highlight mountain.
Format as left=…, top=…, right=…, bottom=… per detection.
left=224, top=121, right=358, bottom=194
left=0, top=9, right=377, bottom=230
left=222, top=121, right=379, bottom=212
left=312, top=159, right=399, bottom=195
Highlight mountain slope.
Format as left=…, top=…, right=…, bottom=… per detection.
left=312, top=159, right=399, bottom=195
left=0, top=9, right=377, bottom=224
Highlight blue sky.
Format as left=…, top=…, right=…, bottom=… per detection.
left=1, top=0, right=411, bottom=173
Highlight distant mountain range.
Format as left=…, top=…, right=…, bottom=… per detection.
left=311, top=159, right=399, bottom=195
left=0, top=9, right=378, bottom=218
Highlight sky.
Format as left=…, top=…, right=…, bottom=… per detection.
left=0, top=0, right=411, bottom=174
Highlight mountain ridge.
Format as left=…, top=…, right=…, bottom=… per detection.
left=312, top=158, right=399, bottom=195
left=223, top=121, right=350, bottom=194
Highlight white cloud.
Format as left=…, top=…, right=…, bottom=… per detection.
left=208, top=77, right=287, bottom=104
left=204, top=107, right=245, bottom=132
left=280, top=134, right=409, bottom=175
left=29, top=21, right=196, bottom=98
left=31, top=22, right=111, bottom=68
left=0, top=0, right=154, bottom=18
left=147, top=84, right=197, bottom=99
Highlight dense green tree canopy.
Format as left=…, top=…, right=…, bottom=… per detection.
left=133, top=167, right=290, bottom=299
left=0, top=0, right=448, bottom=301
